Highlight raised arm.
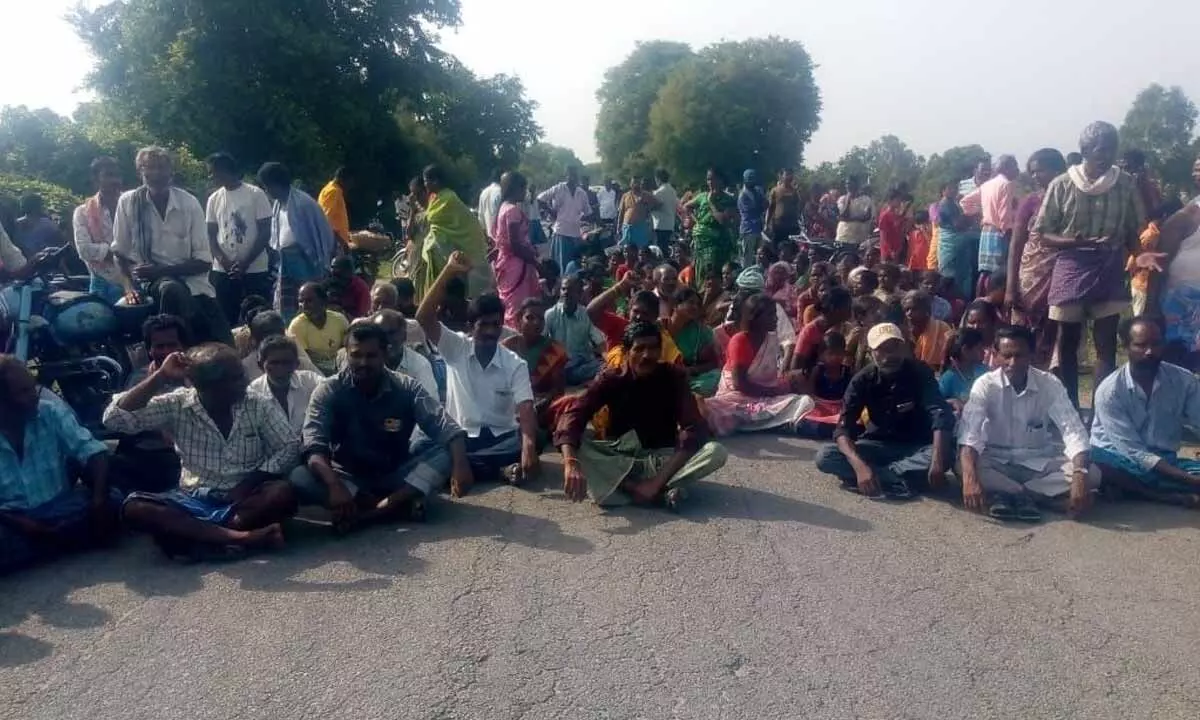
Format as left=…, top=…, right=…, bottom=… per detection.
left=414, top=250, right=473, bottom=345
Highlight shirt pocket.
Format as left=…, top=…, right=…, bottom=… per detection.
left=492, top=388, right=514, bottom=420
left=230, top=430, right=263, bottom=471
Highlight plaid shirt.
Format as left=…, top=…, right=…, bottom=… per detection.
left=0, top=399, right=108, bottom=510
left=103, top=387, right=300, bottom=491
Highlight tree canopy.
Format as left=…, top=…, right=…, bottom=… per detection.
left=594, top=41, right=694, bottom=178
left=1120, top=83, right=1199, bottom=192
left=69, top=0, right=540, bottom=209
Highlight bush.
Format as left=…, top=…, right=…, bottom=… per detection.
left=0, top=174, right=82, bottom=222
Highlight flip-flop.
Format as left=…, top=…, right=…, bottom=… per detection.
left=988, top=495, right=1017, bottom=521
left=1013, top=496, right=1043, bottom=523
left=664, top=488, right=685, bottom=513
left=502, top=464, right=524, bottom=486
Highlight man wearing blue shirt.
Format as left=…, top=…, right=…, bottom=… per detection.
left=737, top=170, right=767, bottom=269
left=1091, top=317, right=1200, bottom=506
left=0, top=356, right=120, bottom=574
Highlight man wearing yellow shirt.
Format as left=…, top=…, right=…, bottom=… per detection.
left=286, top=282, right=350, bottom=376
left=318, top=167, right=353, bottom=252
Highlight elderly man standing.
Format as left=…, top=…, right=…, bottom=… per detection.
left=111, top=146, right=233, bottom=345
left=958, top=326, right=1096, bottom=522
left=1033, top=121, right=1144, bottom=406
left=104, top=343, right=300, bottom=559
left=257, top=162, right=337, bottom=322
left=538, top=167, right=593, bottom=273
left=814, top=323, right=955, bottom=499
left=1090, top=317, right=1200, bottom=508
left=962, top=154, right=1019, bottom=298
left=0, top=356, right=121, bottom=574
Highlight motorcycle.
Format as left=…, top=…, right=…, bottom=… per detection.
left=349, top=200, right=400, bottom=282
left=1, top=246, right=153, bottom=431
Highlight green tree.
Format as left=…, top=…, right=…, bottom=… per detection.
left=595, top=41, right=694, bottom=176
left=836, top=135, right=924, bottom=200
left=645, top=37, right=822, bottom=188
left=1120, top=83, right=1198, bottom=191
left=518, top=143, right=583, bottom=193
left=915, top=145, right=991, bottom=206
left=71, top=0, right=539, bottom=211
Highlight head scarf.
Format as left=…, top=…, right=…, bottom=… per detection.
left=736, top=266, right=765, bottom=291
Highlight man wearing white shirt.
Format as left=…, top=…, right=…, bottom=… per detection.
left=538, top=166, right=593, bottom=274
left=596, top=180, right=618, bottom=224
left=958, top=325, right=1096, bottom=522
left=651, top=169, right=679, bottom=249
left=371, top=309, right=439, bottom=398
left=205, top=152, right=274, bottom=327
left=249, top=335, right=324, bottom=431
left=476, top=170, right=503, bottom=239
left=73, top=156, right=134, bottom=304
left=417, top=251, right=540, bottom=486
left=112, top=146, right=232, bottom=345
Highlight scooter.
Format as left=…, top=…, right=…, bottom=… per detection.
left=1, top=246, right=153, bottom=431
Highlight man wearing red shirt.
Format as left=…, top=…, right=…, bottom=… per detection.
left=327, top=255, right=372, bottom=319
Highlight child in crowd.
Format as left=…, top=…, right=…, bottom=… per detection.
left=799, top=272, right=836, bottom=326
left=938, top=328, right=988, bottom=413
left=981, top=272, right=1006, bottom=308
left=845, top=295, right=886, bottom=372
left=847, top=268, right=879, bottom=299
left=874, top=263, right=902, bottom=306
left=794, top=286, right=853, bottom=371
left=906, top=209, right=932, bottom=272
left=796, top=331, right=851, bottom=438
left=961, top=299, right=1001, bottom=366
left=918, top=270, right=954, bottom=322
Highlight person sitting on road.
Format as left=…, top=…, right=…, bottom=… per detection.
left=0, top=356, right=121, bottom=575
left=544, top=274, right=604, bottom=386
left=958, top=325, right=1096, bottom=522
left=105, top=343, right=300, bottom=560
left=109, top=314, right=190, bottom=494
left=230, top=294, right=271, bottom=360
left=588, top=272, right=683, bottom=362
left=815, top=323, right=955, bottom=499
left=1090, top=317, right=1200, bottom=508
left=287, top=281, right=350, bottom=376
left=555, top=321, right=728, bottom=512
left=290, top=322, right=470, bottom=532
left=938, top=329, right=988, bottom=414
left=243, top=309, right=320, bottom=381
left=903, top=290, right=955, bottom=371
left=416, top=252, right=541, bottom=486
left=389, top=276, right=419, bottom=318
left=502, top=297, right=568, bottom=429
left=370, top=281, right=399, bottom=313
left=111, top=146, right=233, bottom=345
left=366, top=309, right=439, bottom=398
left=248, top=335, right=324, bottom=431
left=652, top=263, right=681, bottom=320
left=326, top=256, right=371, bottom=319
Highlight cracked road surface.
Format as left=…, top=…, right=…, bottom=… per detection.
left=3, top=435, right=1199, bottom=719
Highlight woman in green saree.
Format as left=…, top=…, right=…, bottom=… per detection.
left=685, top=167, right=738, bottom=289
left=668, top=287, right=721, bottom=397
left=420, top=164, right=494, bottom=299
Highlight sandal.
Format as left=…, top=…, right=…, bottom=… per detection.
left=664, top=487, right=685, bottom=513
left=1013, top=495, right=1043, bottom=523
left=988, top=495, right=1017, bottom=521
left=502, top=463, right=524, bottom=486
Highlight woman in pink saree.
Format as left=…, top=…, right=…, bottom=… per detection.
left=491, top=171, right=541, bottom=329
left=706, top=293, right=814, bottom=436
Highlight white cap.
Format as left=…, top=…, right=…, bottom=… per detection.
left=866, top=323, right=905, bottom=350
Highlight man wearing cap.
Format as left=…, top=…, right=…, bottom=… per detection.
left=814, top=323, right=955, bottom=499
left=737, top=170, right=767, bottom=269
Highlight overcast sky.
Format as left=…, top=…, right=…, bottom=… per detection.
left=4, top=0, right=1199, bottom=167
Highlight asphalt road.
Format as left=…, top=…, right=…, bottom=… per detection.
left=3, top=435, right=1200, bottom=720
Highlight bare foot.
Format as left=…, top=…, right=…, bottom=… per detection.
left=246, top=524, right=286, bottom=551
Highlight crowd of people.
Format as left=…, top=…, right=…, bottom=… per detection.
left=3, top=117, right=1200, bottom=575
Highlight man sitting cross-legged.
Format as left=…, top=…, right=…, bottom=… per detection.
left=416, top=251, right=540, bottom=487
left=290, top=323, right=471, bottom=533
left=815, top=323, right=956, bottom=499
left=0, top=356, right=122, bottom=574
left=555, top=321, right=728, bottom=512
left=1090, top=317, right=1200, bottom=508
left=958, top=325, right=1096, bottom=522
left=103, top=343, right=299, bottom=559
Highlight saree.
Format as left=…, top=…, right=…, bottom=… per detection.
left=673, top=321, right=720, bottom=397
left=491, top=202, right=539, bottom=328
left=1015, top=192, right=1055, bottom=323
left=692, top=192, right=736, bottom=288
left=705, top=332, right=815, bottom=437
left=937, top=199, right=976, bottom=299
left=422, top=190, right=495, bottom=298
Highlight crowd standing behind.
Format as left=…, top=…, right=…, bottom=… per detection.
left=4, top=118, right=1200, bottom=574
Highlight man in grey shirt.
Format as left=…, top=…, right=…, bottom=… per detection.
left=290, top=323, right=471, bottom=533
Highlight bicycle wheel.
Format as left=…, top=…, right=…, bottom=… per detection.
left=390, top=251, right=409, bottom=279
